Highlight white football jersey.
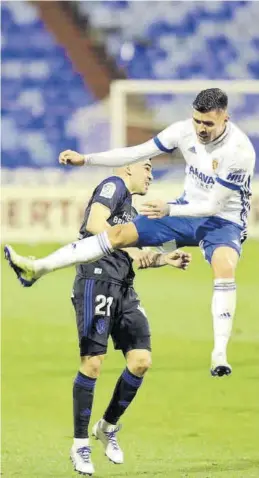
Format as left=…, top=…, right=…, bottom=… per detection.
left=155, top=119, right=256, bottom=230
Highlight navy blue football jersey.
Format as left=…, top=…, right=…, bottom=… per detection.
left=76, top=176, right=137, bottom=284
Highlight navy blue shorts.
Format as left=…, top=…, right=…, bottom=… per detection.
left=72, top=277, right=151, bottom=356
left=133, top=215, right=243, bottom=263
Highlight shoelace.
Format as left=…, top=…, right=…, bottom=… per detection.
left=77, top=446, right=91, bottom=462
left=104, top=425, right=121, bottom=451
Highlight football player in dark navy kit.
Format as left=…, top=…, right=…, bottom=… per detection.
left=5, top=159, right=191, bottom=476
left=69, top=159, right=191, bottom=475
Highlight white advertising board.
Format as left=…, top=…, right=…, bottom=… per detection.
left=1, top=182, right=259, bottom=243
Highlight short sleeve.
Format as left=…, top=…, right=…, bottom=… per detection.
left=153, top=120, right=185, bottom=153
left=91, top=176, right=126, bottom=214
left=216, top=147, right=255, bottom=191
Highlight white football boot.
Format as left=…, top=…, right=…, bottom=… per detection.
left=92, top=419, right=123, bottom=464
left=211, top=352, right=232, bottom=377
left=70, top=444, right=95, bottom=475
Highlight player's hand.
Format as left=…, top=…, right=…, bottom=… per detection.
left=163, top=250, right=191, bottom=270
left=135, top=250, right=157, bottom=269
left=59, top=150, right=85, bottom=166
left=140, top=200, right=170, bottom=219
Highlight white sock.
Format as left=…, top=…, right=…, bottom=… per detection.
left=212, top=278, right=236, bottom=360
left=100, top=418, right=116, bottom=432
left=73, top=437, right=89, bottom=448
left=34, top=231, right=113, bottom=276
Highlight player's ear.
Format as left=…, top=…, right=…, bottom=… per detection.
left=126, top=165, right=132, bottom=176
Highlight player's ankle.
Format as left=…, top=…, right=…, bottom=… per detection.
left=73, top=437, right=90, bottom=448
left=212, top=349, right=227, bottom=360
left=100, top=418, right=117, bottom=431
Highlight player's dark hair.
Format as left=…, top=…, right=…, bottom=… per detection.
left=193, top=88, right=228, bottom=113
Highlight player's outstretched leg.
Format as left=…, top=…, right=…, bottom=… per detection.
left=210, top=246, right=239, bottom=377
left=4, top=224, right=138, bottom=287
left=92, top=350, right=151, bottom=463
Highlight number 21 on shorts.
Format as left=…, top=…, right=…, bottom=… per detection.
left=95, top=295, right=113, bottom=316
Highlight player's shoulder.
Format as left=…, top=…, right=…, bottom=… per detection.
left=158, top=118, right=193, bottom=147
left=166, top=118, right=192, bottom=135
left=97, top=176, right=127, bottom=200
left=223, top=122, right=256, bottom=164
left=228, top=122, right=255, bottom=155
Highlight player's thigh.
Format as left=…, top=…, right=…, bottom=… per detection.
left=72, top=277, right=119, bottom=357
left=199, top=217, right=242, bottom=275
left=211, top=246, right=239, bottom=279
left=111, top=287, right=151, bottom=356
left=133, top=214, right=199, bottom=247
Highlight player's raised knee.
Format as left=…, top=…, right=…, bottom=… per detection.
left=211, top=246, right=239, bottom=278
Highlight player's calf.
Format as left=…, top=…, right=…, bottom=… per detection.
left=72, top=365, right=101, bottom=475
left=93, top=353, right=150, bottom=464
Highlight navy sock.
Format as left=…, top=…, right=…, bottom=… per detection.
left=103, top=368, right=143, bottom=425
left=73, top=371, right=96, bottom=438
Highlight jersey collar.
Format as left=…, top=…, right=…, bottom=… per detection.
left=210, top=122, right=230, bottom=146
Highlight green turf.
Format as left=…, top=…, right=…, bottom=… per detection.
left=2, top=241, right=259, bottom=477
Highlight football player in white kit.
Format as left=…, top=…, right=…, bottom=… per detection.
left=5, top=88, right=256, bottom=377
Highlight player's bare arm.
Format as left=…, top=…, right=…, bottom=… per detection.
left=58, top=121, right=184, bottom=168
left=140, top=182, right=232, bottom=219
left=59, top=139, right=161, bottom=167
left=86, top=202, right=112, bottom=234
left=129, top=248, right=191, bottom=270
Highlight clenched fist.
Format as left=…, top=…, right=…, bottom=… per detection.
left=59, top=150, right=85, bottom=166
left=163, top=250, right=191, bottom=270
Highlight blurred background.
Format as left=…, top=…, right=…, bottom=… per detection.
left=1, top=0, right=259, bottom=242
left=2, top=3, right=259, bottom=477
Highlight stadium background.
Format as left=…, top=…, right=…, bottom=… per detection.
left=2, top=1, right=259, bottom=477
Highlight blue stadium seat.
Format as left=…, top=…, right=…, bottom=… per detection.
left=83, top=0, right=258, bottom=169
left=2, top=0, right=259, bottom=174
left=1, top=1, right=94, bottom=169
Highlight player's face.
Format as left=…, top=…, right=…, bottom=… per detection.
left=193, top=108, right=228, bottom=144
left=130, top=160, right=153, bottom=195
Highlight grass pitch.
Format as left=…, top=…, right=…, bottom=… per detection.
left=2, top=241, right=259, bottom=477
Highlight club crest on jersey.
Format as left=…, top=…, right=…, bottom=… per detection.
left=188, top=146, right=196, bottom=154
left=96, top=317, right=106, bottom=334
left=212, top=159, right=218, bottom=171
left=100, top=182, right=116, bottom=199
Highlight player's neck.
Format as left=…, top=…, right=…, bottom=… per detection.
left=211, top=122, right=230, bottom=145
left=114, top=173, right=132, bottom=193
